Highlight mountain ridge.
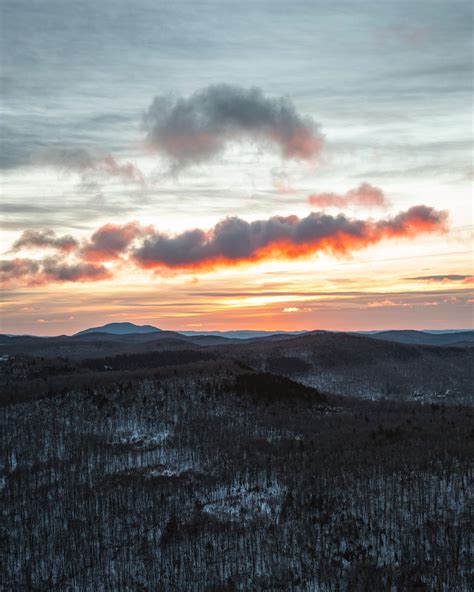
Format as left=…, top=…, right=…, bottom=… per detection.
left=75, top=322, right=162, bottom=335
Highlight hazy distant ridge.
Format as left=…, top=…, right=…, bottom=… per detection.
left=75, top=322, right=162, bottom=335
left=73, top=322, right=474, bottom=346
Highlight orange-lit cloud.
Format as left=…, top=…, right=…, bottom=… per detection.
left=133, top=206, right=448, bottom=271
left=307, top=183, right=388, bottom=209
left=2, top=206, right=448, bottom=287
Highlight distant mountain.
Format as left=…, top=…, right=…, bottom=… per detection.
left=368, top=330, right=474, bottom=347
left=6, top=322, right=473, bottom=347
left=75, top=322, right=161, bottom=336
left=179, top=329, right=307, bottom=339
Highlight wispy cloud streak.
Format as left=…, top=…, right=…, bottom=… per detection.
left=406, top=274, right=474, bottom=284
left=35, top=147, right=144, bottom=184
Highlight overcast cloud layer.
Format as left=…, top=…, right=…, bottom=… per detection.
left=1, top=1, right=472, bottom=176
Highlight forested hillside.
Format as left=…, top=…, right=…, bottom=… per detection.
left=223, top=332, right=474, bottom=404
left=2, top=360, right=472, bottom=590
left=1, top=330, right=473, bottom=405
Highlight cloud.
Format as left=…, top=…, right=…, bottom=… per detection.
left=365, top=299, right=409, bottom=308
left=3, top=205, right=448, bottom=285
left=406, top=274, right=474, bottom=284
left=0, top=259, right=40, bottom=283
left=40, top=258, right=111, bottom=283
left=9, top=229, right=78, bottom=253
left=0, top=257, right=111, bottom=287
left=36, top=315, right=75, bottom=324
left=377, top=205, right=449, bottom=238
left=307, top=183, right=388, bottom=209
left=363, top=299, right=439, bottom=309
left=35, top=147, right=144, bottom=184
left=81, top=222, right=152, bottom=262
left=133, top=205, right=448, bottom=271
left=143, top=85, right=323, bottom=169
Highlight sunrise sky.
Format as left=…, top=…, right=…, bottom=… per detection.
left=1, top=0, right=473, bottom=335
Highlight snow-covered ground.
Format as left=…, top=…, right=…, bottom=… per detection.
left=111, top=428, right=171, bottom=447
left=203, top=483, right=284, bottom=523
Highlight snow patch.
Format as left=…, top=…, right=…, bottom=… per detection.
left=111, top=428, right=170, bottom=447
left=146, top=462, right=197, bottom=479
left=203, top=484, right=284, bottom=523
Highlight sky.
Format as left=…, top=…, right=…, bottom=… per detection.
left=1, top=0, right=473, bottom=335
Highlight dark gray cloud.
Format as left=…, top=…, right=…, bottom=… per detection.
left=0, top=258, right=40, bottom=282
left=0, top=257, right=111, bottom=286
left=143, top=85, right=323, bottom=169
left=40, top=258, right=111, bottom=283
left=10, top=229, right=78, bottom=253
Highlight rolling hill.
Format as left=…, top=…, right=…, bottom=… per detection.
left=367, top=329, right=474, bottom=347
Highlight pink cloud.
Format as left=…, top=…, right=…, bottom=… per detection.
left=308, top=183, right=388, bottom=209
left=81, top=222, right=153, bottom=262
